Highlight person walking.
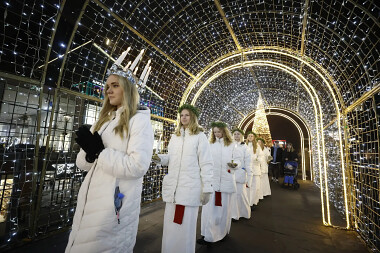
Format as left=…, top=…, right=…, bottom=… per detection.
left=153, top=104, right=213, bottom=253
left=257, top=138, right=271, bottom=197
left=198, top=122, right=239, bottom=244
left=66, top=64, right=154, bottom=252
left=230, top=128, right=252, bottom=221
left=246, top=131, right=262, bottom=208
left=269, top=141, right=283, bottom=183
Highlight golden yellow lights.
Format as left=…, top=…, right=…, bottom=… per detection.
left=240, top=107, right=311, bottom=181
left=106, top=38, right=110, bottom=45
left=188, top=60, right=330, bottom=226
left=181, top=47, right=350, bottom=228
left=180, top=47, right=344, bottom=107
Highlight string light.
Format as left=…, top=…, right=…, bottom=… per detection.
left=251, top=94, right=272, bottom=145
left=0, top=0, right=378, bottom=251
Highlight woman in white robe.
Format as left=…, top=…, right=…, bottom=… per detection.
left=230, top=129, right=252, bottom=220
left=153, top=104, right=213, bottom=253
left=257, top=138, right=271, bottom=196
left=198, top=122, right=239, bottom=244
left=246, top=132, right=262, bottom=206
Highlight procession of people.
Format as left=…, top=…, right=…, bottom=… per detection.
left=67, top=54, right=290, bottom=252
left=151, top=106, right=280, bottom=252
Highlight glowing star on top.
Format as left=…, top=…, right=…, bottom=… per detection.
left=252, top=93, right=272, bottom=145
left=106, top=47, right=151, bottom=93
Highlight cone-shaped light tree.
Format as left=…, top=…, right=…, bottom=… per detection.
left=252, top=94, right=273, bottom=145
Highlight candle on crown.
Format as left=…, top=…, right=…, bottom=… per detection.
left=123, top=61, right=132, bottom=71
left=140, top=59, right=151, bottom=80
left=142, top=66, right=151, bottom=87
left=114, top=47, right=130, bottom=66
left=130, top=49, right=145, bottom=71
left=133, top=66, right=139, bottom=75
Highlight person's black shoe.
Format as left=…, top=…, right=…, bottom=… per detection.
left=197, top=237, right=210, bottom=245
left=232, top=219, right=238, bottom=222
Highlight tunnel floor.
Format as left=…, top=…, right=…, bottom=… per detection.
left=8, top=180, right=368, bottom=253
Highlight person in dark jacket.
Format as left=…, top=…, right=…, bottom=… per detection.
left=282, top=143, right=298, bottom=175
left=269, top=141, right=283, bottom=183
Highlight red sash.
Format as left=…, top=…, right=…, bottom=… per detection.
left=173, top=204, right=185, bottom=224
left=215, top=191, right=222, bottom=206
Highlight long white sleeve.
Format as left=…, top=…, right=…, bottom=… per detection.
left=97, top=113, right=154, bottom=179
left=197, top=133, right=214, bottom=193
left=75, top=149, right=94, bottom=171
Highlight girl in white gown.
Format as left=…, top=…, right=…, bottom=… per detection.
left=230, top=129, right=252, bottom=220
left=257, top=138, right=271, bottom=197
left=198, top=122, right=239, bottom=244
left=246, top=132, right=262, bottom=206
left=153, top=104, right=213, bottom=253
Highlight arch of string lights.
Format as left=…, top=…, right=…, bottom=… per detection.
left=0, top=0, right=378, bottom=251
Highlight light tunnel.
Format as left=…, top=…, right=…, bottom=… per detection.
left=184, top=58, right=348, bottom=228
left=0, top=0, right=378, bottom=251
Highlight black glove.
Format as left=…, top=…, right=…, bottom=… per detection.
left=75, top=126, right=93, bottom=154
left=85, top=131, right=105, bottom=162
left=75, top=126, right=105, bottom=163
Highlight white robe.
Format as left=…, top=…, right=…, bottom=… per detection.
left=247, top=143, right=263, bottom=205
left=231, top=183, right=251, bottom=219
left=258, top=147, right=271, bottom=196
left=158, top=128, right=214, bottom=253
left=200, top=138, right=236, bottom=242
left=260, top=173, right=271, bottom=196
left=201, top=192, right=232, bottom=242
left=162, top=203, right=199, bottom=253
left=231, top=142, right=251, bottom=219
left=249, top=174, right=262, bottom=205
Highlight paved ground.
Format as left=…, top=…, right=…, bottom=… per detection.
left=6, top=180, right=368, bottom=253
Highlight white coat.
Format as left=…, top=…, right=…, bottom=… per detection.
left=258, top=146, right=271, bottom=196
left=247, top=143, right=261, bottom=176
left=159, top=128, right=214, bottom=206
left=210, top=138, right=239, bottom=193
left=257, top=146, right=270, bottom=173
left=230, top=141, right=252, bottom=220
left=66, top=107, right=154, bottom=253
left=233, top=142, right=252, bottom=184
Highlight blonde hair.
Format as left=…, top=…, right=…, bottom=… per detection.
left=258, top=139, right=265, bottom=150
left=246, top=134, right=258, bottom=154
left=210, top=127, right=233, bottom=146
left=232, top=130, right=243, bottom=142
left=175, top=109, right=203, bottom=136
left=93, top=75, right=139, bottom=138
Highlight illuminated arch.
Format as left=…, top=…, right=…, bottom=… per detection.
left=186, top=59, right=349, bottom=228
left=240, top=108, right=313, bottom=181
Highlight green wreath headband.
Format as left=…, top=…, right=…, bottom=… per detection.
left=211, top=121, right=228, bottom=128
left=178, top=104, right=200, bottom=118
left=231, top=128, right=244, bottom=135
left=257, top=137, right=266, bottom=144
left=246, top=131, right=257, bottom=137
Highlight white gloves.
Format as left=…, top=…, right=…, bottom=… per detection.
left=200, top=192, right=212, bottom=205
left=152, top=153, right=161, bottom=164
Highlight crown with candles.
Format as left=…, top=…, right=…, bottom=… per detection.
left=106, top=47, right=151, bottom=93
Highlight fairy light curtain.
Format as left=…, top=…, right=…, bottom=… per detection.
left=0, top=0, right=378, bottom=251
